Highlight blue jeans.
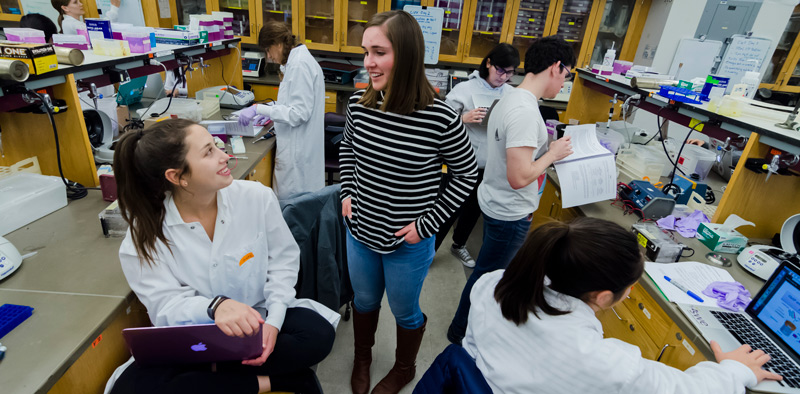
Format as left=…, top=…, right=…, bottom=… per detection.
left=346, top=227, right=435, bottom=329
left=448, top=214, right=531, bottom=340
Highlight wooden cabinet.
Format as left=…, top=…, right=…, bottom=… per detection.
left=208, top=0, right=259, bottom=44
left=596, top=282, right=709, bottom=370
left=760, top=4, right=800, bottom=93
left=0, top=0, right=22, bottom=21
left=299, top=0, right=343, bottom=51
left=340, top=0, right=383, bottom=53
left=531, top=177, right=581, bottom=229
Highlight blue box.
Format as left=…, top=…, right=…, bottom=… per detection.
left=85, top=18, right=112, bottom=40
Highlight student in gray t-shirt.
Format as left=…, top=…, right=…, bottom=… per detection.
left=447, top=36, right=576, bottom=346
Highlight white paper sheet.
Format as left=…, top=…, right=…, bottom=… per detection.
left=199, top=120, right=256, bottom=137
left=553, top=124, right=616, bottom=208
left=645, top=261, right=736, bottom=306
left=157, top=0, right=172, bottom=19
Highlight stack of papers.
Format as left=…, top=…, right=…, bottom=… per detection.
left=553, top=124, right=617, bottom=208
left=645, top=261, right=736, bottom=306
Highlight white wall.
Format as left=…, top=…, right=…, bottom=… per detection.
left=750, top=0, right=798, bottom=76
left=634, top=0, right=708, bottom=73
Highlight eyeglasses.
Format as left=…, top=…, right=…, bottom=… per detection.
left=495, top=66, right=516, bottom=77
left=559, top=64, right=573, bottom=81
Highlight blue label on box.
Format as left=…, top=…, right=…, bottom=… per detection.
left=85, top=19, right=112, bottom=39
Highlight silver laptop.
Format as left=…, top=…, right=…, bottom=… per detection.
left=678, top=261, right=800, bottom=393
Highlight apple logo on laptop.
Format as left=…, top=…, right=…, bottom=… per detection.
left=191, top=342, right=207, bottom=352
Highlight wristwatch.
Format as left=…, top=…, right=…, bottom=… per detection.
left=207, top=295, right=230, bottom=320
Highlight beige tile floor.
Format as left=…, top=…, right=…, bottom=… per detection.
left=315, top=222, right=482, bottom=394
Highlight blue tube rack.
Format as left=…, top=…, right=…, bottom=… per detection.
left=0, top=304, right=34, bottom=339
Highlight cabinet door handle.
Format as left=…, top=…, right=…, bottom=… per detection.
left=656, top=344, right=670, bottom=362
left=611, top=307, right=622, bottom=321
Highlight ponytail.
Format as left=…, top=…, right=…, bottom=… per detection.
left=494, top=217, right=644, bottom=325
left=50, top=0, right=70, bottom=34
left=114, top=119, right=195, bottom=266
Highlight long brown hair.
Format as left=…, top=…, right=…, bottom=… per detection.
left=358, top=10, right=435, bottom=115
left=114, top=119, right=194, bottom=265
left=50, top=0, right=71, bottom=33
left=258, top=20, right=296, bottom=66
left=494, top=217, right=644, bottom=325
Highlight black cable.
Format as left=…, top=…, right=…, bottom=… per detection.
left=705, top=188, right=716, bottom=205
left=30, top=91, right=88, bottom=200
left=154, top=64, right=189, bottom=118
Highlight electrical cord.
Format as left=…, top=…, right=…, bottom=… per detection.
left=660, top=119, right=705, bottom=200
left=30, top=90, right=88, bottom=200
left=155, top=63, right=190, bottom=118
left=218, top=46, right=246, bottom=107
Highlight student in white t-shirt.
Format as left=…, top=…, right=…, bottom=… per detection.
left=447, top=36, right=574, bottom=345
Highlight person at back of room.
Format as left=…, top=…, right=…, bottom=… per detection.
left=434, top=43, right=520, bottom=268
left=51, top=0, right=120, bottom=35
left=447, top=36, right=574, bottom=345
left=237, top=20, right=325, bottom=200
left=464, top=217, right=783, bottom=393
left=341, top=10, right=478, bottom=394
left=107, top=119, right=336, bottom=394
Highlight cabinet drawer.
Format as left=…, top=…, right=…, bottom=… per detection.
left=325, top=90, right=337, bottom=104
left=621, top=283, right=672, bottom=344
left=656, top=322, right=708, bottom=370
left=252, top=85, right=279, bottom=102
left=597, top=303, right=660, bottom=359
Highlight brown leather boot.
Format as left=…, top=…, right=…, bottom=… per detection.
left=351, top=307, right=380, bottom=394
left=371, top=315, right=427, bottom=394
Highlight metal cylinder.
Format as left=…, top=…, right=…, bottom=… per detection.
left=631, top=77, right=678, bottom=90
left=54, top=46, right=84, bottom=66
left=0, top=59, right=30, bottom=82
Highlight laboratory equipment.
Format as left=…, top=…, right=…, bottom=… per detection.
left=195, top=86, right=254, bottom=109
left=618, top=180, right=676, bottom=220
left=0, top=236, right=22, bottom=281
left=241, top=51, right=265, bottom=77
left=0, top=173, right=67, bottom=236
left=631, top=222, right=687, bottom=263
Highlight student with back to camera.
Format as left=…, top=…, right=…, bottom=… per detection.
left=237, top=20, right=325, bottom=200
left=341, top=10, right=478, bottom=394
left=108, top=119, right=336, bottom=394
left=19, top=13, right=58, bottom=43
left=434, top=43, right=520, bottom=268
left=447, top=36, right=574, bottom=345
left=463, top=217, right=783, bottom=394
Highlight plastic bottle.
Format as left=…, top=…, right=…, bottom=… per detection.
left=602, top=42, right=616, bottom=75
left=740, top=71, right=760, bottom=99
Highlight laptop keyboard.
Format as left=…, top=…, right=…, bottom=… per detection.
left=712, top=311, right=800, bottom=388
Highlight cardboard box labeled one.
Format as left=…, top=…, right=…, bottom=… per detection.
left=697, top=214, right=754, bottom=254
left=0, top=42, right=57, bottom=75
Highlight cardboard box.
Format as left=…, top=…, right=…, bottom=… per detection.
left=697, top=222, right=749, bottom=254
left=0, top=42, right=57, bottom=75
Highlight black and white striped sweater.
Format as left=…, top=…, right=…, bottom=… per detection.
left=340, top=90, right=478, bottom=253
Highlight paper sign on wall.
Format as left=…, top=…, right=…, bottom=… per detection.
left=403, top=5, right=444, bottom=65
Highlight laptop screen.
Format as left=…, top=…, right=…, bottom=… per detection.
left=750, top=263, right=800, bottom=355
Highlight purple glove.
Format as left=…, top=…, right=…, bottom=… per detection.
left=703, top=281, right=751, bottom=311
left=237, top=105, right=258, bottom=126
left=252, top=115, right=270, bottom=126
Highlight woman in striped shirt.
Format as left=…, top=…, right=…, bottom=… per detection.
left=340, top=10, right=478, bottom=394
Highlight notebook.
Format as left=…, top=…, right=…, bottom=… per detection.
left=678, top=261, right=800, bottom=393
left=122, top=324, right=263, bottom=366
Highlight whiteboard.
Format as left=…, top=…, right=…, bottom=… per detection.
left=718, top=35, right=772, bottom=89
left=96, top=0, right=146, bottom=26
left=668, top=38, right=722, bottom=81
left=403, top=5, right=444, bottom=65
left=20, top=0, right=61, bottom=28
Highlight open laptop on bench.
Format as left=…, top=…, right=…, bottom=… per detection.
left=678, top=261, right=800, bottom=393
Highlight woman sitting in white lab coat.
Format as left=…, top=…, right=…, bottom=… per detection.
left=107, top=119, right=336, bottom=394
left=463, top=217, right=782, bottom=394
left=51, top=0, right=120, bottom=35
left=237, top=20, right=325, bottom=201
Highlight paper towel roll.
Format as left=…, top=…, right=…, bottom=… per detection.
left=54, top=46, right=84, bottom=66
left=0, top=59, right=30, bottom=82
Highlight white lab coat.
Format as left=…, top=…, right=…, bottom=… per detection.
left=464, top=270, right=758, bottom=394
left=60, top=7, right=119, bottom=35
left=445, top=70, right=514, bottom=168
left=118, top=180, right=339, bottom=330
left=256, top=45, right=325, bottom=200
